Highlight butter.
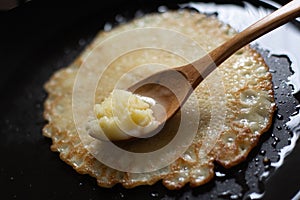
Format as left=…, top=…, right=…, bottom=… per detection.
left=87, top=89, right=159, bottom=141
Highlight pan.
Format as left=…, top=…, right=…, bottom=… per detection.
left=0, top=0, right=299, bottom=199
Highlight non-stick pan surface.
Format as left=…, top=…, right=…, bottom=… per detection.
left=0, top=0, right=299, bottom=199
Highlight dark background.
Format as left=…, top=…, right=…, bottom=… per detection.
left=0, top=0, right=299, bottom=199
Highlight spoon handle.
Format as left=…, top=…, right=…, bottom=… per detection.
left=188, top=0, right=300, bottom=87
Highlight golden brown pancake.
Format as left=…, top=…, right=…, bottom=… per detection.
left=43, top=11, right=275, bottom=189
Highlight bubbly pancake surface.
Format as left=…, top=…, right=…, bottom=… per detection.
left=43, top=11, right=275, bottom=189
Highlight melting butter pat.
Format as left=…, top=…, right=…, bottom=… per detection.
left=87, top=89, right=159, bottom=141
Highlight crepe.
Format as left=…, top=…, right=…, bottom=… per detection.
left=43, top=11, right=275, bottom=189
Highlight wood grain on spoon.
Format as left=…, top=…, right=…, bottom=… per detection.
left=128, top=0, right=300, bottom=124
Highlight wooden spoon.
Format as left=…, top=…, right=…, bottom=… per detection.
left=127, top=0, right=300, bottom=127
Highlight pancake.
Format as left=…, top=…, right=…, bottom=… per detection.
left=43, top=10, right=275, bottom=189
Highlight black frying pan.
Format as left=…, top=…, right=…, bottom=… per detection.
left=0, top=0, right=299, bottom=199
